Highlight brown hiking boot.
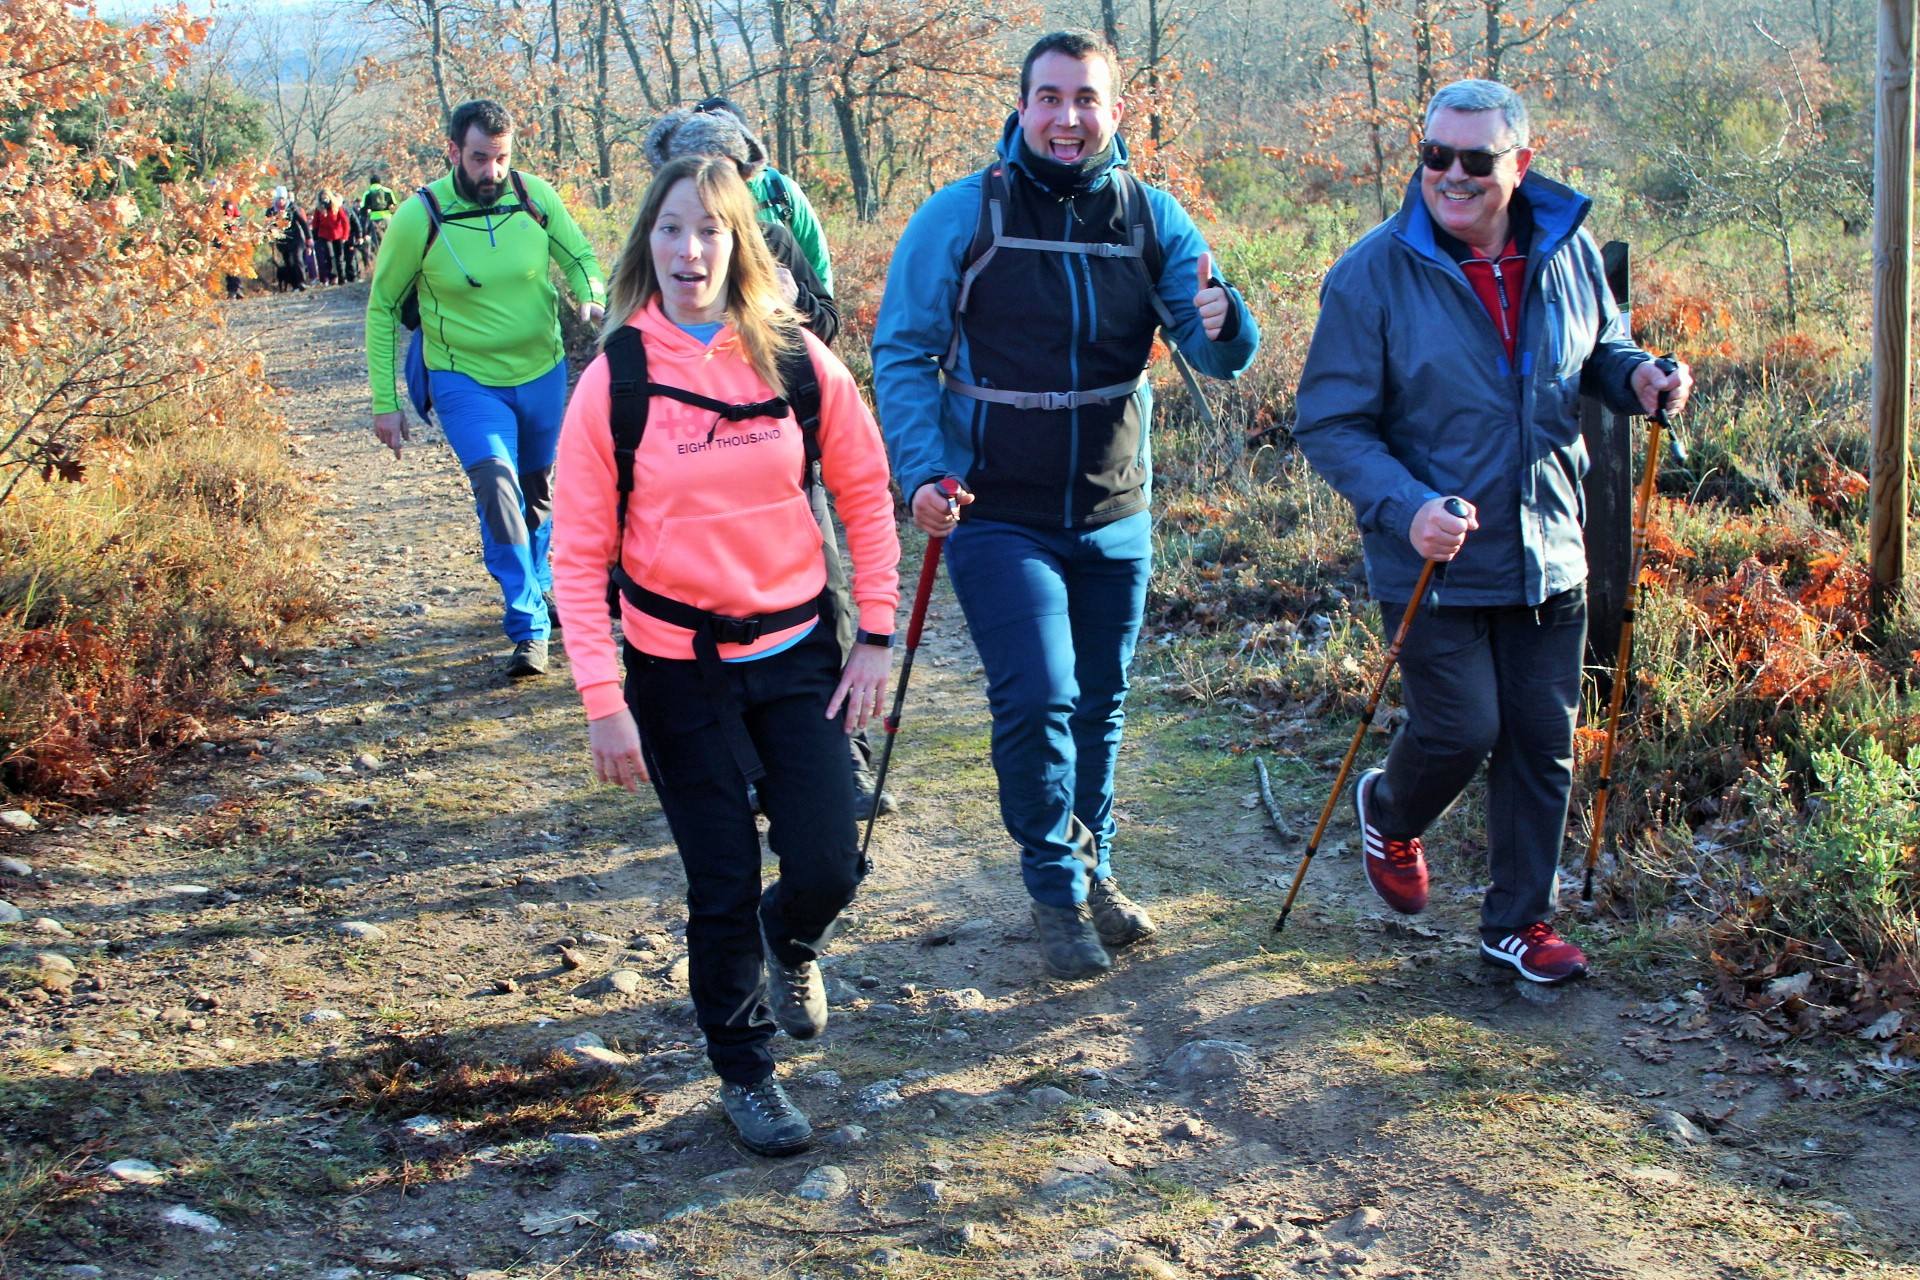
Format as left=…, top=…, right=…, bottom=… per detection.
left=1088, top=876, right=1157, bottom=947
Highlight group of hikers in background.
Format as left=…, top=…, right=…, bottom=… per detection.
left=329, top=31, right=1695, bottom=1159
left=257, top=175, right=398, bottom=292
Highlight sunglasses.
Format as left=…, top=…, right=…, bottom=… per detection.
left=1419, top=140, right=1521, bottom=177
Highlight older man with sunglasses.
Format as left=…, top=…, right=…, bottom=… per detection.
left=1292, top=79, right=1690, bottom=985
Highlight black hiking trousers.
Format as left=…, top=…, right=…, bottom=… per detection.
left=625, top=621, right=859, bottom=1085
left=1364, top=585, right=1587, bottom=935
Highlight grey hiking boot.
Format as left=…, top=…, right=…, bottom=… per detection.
left=506, top=638, right=548, bottom=679
left=760, top=915, right=827, bottom=1040
left=1088, top=876, right=1158, bottom=948
left=542, top=591, right=562, bottom=635
left=717, top=1076, right=812, bottom=1156
left=851, top=759, right=897, bottom=819
left=1030, top=900, right=1112, bottom=979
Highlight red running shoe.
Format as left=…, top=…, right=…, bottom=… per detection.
left=1354, top=768, right=1429, bottom=914
left=1480, top=922, right=1590, bottom=984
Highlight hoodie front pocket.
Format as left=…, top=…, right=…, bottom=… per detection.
left=639, top=493, right=824, bottom=614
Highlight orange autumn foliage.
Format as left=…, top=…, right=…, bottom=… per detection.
left=0, top=0, right=265, bottom=500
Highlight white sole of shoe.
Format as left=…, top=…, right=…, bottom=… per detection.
left=1479, top=941, right=1586, bottom=985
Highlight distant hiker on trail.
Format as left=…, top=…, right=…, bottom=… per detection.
left=311, top=190, right=350, bottom=285
left=1292, top=78, right=1691, bottom=985
left=360, top=171, right=397, bottom=251
left=872, top=30, right=1260, bottom=980
left=220, top=197, right=244, bottom=300
left=643, top=100, right=907, bottom=823
left=267, top=187, right=310, bottom=293
left=364, top=98, right=606, bottom=681
left=549, top=155, right=900, bottom=1158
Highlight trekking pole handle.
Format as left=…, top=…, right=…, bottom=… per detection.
left=904, top=478, right=961, bottom=649
left=1649, top=355, right=1689, bottom=467
left=1442, top=496, right=1468, bottom=520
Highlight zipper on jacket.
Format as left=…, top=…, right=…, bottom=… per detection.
left=1489, top=258, right=1514, bottom=348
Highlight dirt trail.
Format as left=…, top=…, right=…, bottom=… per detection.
left=3, top=283, right=1917, bottom=1280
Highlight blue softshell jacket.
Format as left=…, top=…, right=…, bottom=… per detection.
left=1292, top=169, right=1651, bottom=608
left=872, top=118, right=1261, bottom=530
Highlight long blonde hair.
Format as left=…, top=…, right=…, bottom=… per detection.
left=601, top=155, right=800, bottom=394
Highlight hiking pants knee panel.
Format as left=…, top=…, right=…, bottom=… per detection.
left=429, top=362, right=567, bottom=643
left=626, top=624, right=858, bottom=1085
left=944, top=512, right=1151, bottom=907
left=1372, top=586, right=1586, bottom=932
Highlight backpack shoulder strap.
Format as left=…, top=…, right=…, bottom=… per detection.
left=415, top=185, right=444, bottom=253
left=775, top=341, right=822, bottom=489
left=603, top=326, right=650, bottom=514
left=509, top=170, right=549, bottom=230
left=945, top=161, right=1007, bottom=369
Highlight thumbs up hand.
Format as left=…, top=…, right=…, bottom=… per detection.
left=1193, top=250, right=1228, bottom=341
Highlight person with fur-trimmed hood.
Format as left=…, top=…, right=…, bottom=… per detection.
left=645, top=100, right=836, bottom=341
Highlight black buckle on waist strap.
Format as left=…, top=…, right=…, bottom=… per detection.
left=706, top=614, right=763, bottom=645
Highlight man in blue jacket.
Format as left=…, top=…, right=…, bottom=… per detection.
left=1294, top=79, right=1691, bottom=984
left=874, top=30, right=1260, bottom=979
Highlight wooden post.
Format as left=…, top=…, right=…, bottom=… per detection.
left=1584, top=241, right=1633, bottom=690
left=1871, top=0, right=1916, bottom=624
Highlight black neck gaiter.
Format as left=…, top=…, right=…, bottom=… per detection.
left=1017, top=138, right=1115, bottom=197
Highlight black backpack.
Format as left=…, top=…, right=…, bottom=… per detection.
left=400, top=171, right=549, bottom=332
left=600, top=326, right=823, bottom=617
left=949, top=161, right=1216, bottom=425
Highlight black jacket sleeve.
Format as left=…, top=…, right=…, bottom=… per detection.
left=763, top=222, right=840, bottom=345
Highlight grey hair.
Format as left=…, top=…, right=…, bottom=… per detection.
left=1424, top=79, right=1529, bottom=149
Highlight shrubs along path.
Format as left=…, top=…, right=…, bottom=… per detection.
left=0, top=282, right=1915, bottom=1279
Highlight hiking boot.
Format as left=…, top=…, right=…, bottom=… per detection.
left=542, top=591, right=562, bottom=636
left=851, top=759, right=897, bottom=819
left=716, top=1076, right=812, bottom=1156
left=506, top=638, right=548, bottom=680
left=760, top=915, right=827, bottom=1040
left=1481, top=922, right=1589, bottom=984
left=1087, top=876, right=1157, bottom=948
left=1030, top=900, right=1112, bottom=979
left=1355, top=768, right=1429, bottom=914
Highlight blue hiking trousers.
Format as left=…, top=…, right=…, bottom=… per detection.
left=943, top=511, right=1152, bottom=907
left=428, top=360, right=568, bottom=644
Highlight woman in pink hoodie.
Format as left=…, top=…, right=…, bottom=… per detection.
left=551, top=156, right=899, bottom=1157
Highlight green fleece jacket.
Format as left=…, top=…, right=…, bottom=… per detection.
left=365, top=171, right=605, bottom=413
left=749, top=168, right=832, bottom=294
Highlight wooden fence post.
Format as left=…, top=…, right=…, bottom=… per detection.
left=1871, top=0, right=1916, bottom=625
left=1584, top=240, right=1633, bottom=689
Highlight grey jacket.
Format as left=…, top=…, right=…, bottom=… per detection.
left=1293, top=170, right=1649, bottom=607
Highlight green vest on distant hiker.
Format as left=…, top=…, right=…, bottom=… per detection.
left=360, top=176, right=398, bottom=224
left=364, top=98, right=606, bottom=682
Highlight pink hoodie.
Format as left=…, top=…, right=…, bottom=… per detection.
left=552, top=299, right=901, bottom=721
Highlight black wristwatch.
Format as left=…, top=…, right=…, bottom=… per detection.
left=855, top=629, right=895, bottom=648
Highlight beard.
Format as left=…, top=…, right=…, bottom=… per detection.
left=452, top=165, right=502, bottom=205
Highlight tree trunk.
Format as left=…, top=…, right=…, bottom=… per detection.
left=769, top=0, right=793, bottom=168
left=1484, top=0, right=1502, bottom=78
left=613, top=1, right=664, bottom=111
left=550, top=0, right=566, bottom=162
left=1359, top=0, right=1386, bottom=220
left=593, top=0, right=613, bottom=207
left=425, top=0, right=451, bottom=128
left=830, top=80, right=874, bottom=219
left=1100, top=0, right=1121, bottom=49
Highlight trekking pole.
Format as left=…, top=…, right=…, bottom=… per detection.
left=858, top=477, right=961, bottom=877
left=1273, top=496, right=1470, bottom=934
left=1583, top=357, right=1681, bottom=901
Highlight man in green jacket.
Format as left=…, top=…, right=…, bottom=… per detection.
left=366, top=99, right=606, bottom=679
left=360, top=172, right=398, bottom=250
